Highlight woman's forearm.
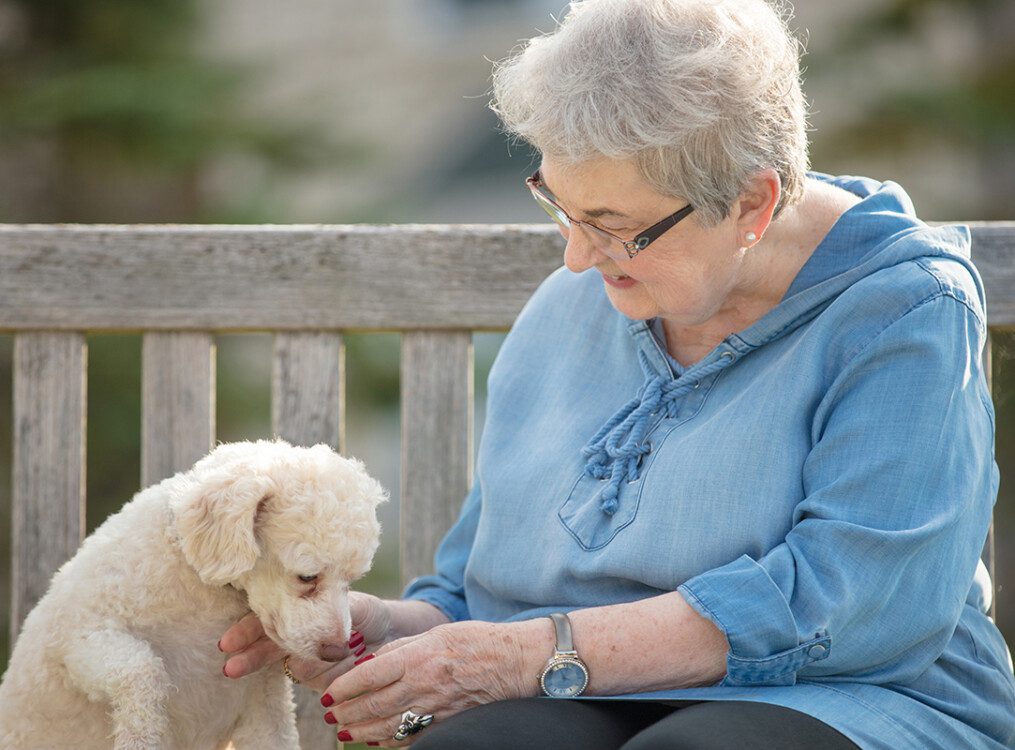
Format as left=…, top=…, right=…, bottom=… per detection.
left=511, top=591, right=729, bottom=696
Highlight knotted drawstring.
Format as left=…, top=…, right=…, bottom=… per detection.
left=581, top=350, right=733, bottom=515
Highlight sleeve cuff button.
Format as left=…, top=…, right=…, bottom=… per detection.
left=807, top=644, right=828, bottom=658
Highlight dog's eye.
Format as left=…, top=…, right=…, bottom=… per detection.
left=298, top=574, right=319, bottom=583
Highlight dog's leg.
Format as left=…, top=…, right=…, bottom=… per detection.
left=63, top=629, right=172, bottom=750
left=229, top=673, right=300, bottom=750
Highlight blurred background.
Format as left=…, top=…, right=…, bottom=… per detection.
left=0, top=0, right=1013, bottom=715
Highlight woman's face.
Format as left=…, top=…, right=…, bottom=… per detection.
left=538, top=157, right=763, bottom=330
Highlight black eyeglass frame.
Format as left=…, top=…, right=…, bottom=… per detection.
left=525, top=169, right=695, bottom=259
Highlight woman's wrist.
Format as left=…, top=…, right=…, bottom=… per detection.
left=503, top=617, right=557, bottom=698
left=387, top=599, right=452, bottom=640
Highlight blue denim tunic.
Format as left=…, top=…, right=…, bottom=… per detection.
left=404, top=173, right=1015, bottom=749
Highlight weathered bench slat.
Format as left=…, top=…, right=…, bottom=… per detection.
left=968, top=222, right=1015, bottom=328
left=272, top=332, right=346, bottom=452
left=271, top=331, right=345, bottom=750
left=0, top=224, right=1011, bottom=331
left=0, top=225, right=563, bottom=331
left=10, top=333, right=86, bottom=641
left=400, top=331, right=474, bottom=588
left=141, top=333, right=216, bottom=487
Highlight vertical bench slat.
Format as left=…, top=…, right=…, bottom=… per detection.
left=272, top=331, right=345, bottom=750
left=400, top=331, right=473, bottom=588
left=10, top=333, right=86, bottom=642
left=983, top=331, right=996, bottom=623
left=272, top=332, right=346, bottom=450
left=141, top=333, right=216, bottom=487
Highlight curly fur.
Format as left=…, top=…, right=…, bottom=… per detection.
left=0, top=439, right=386, bottom=750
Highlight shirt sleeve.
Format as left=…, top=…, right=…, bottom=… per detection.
left=400, top=480, right=482, bottom=622
left=677, top=292, right=998, bottom=687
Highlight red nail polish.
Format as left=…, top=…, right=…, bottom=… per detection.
left=321, top=693, right=334, bottom=708
left=367, top=743, right=379, bottom=747
left=354, top=653, right=375, bottom=666
left=348, top=632, right=364, bottom=648
left=324, top=711, right=337, bottom=725
left=337, top=729, right=353, bottom=741
left=354, top=644, right=366, bottom=657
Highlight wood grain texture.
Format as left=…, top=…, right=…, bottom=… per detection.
left=10, top=333, right=86, bottom=642
left=967, top=222, right=1015, bottom=329
left=0, top=225, right=563, bottom=331
left=270, top=332, right=344, bottom=750
left=272, top=332, right=345, bottom=450
left=400, top=332, right=473, bottom=588
left=141, top=333, right=215, bottom=487
left=0, top=223, right=1011, bottom=330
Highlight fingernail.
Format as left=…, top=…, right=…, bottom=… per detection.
left=321, top=693, right=334, bottom=708
left=367, top=743, right=380, bottom=747
left=354, top=653, right=375, bottom=666
left=217, top=639, right=224, bottom=652
left=222, top=663, right=229, bottom=678
left=337, top=729, right=353, bottom=741
left=354, top=644, right=366, bottom=657
left=324, top=711, right=337, bottom=725
left=348, top=632, right=364, bottom=648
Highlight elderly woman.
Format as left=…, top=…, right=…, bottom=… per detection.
left=221, top=0, right=1015, bottom=747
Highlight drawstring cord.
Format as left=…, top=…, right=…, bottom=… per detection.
left=581, top=350, right=733, bottom=515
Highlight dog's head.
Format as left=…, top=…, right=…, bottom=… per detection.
left=169, top=439, right=386, bottom=660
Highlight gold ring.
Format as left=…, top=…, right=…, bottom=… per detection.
left=282, top=655, right=300, bottom=684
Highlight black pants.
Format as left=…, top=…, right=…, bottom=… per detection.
left=411, top=698, right=862, bottom=750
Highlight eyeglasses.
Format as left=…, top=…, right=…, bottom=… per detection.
left=525, top=169, right=694, bottom=260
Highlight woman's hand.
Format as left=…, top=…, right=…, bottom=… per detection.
left=220, top=591, right=394, bottom=692
left=319, top=619, right=544, bottom=746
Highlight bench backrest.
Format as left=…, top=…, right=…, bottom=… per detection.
left=1, top=223, right=1013, bottom=748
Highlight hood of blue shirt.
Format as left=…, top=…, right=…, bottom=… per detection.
left=582, top=172, right=980, bottom=513
left=742, top=172, right=977, bottom=348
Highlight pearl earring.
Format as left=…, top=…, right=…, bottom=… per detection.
left=745, top=231, right=757, bottom=243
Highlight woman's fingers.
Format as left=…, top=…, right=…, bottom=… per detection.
left=374, top=633, right=426, bottom=657
left=328, top=680, right=426, bottom=747
left=218, top=611, right=265, bottom=653
left=349, top=591, right=392, bottom=646
left=223, top=635, right=283, bottom=678
left=300, top=654, right=360, bottom=693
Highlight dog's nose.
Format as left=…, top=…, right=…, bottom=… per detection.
left=318, top=644, right=345, bottom=662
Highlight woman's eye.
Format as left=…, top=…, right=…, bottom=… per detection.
left=298, top=574, right=319, bottom=583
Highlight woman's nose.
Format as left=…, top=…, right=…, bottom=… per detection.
left=563, top=227, right=607, bottom=273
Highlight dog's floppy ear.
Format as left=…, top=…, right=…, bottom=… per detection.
left=169, top=464, right=275, bottom=586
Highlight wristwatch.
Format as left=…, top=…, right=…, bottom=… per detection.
left=539, top=612, right=590, bottom=698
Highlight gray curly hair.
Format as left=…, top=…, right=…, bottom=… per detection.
left=490, top=0, right=809, bottom=226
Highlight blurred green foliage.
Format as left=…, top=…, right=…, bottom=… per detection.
left=809, top=0, right=1015, bottom=218
left=0, top=0, right=363, bottom=222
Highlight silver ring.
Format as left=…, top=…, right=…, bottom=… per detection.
left=393, top=709, right=434, bottom=741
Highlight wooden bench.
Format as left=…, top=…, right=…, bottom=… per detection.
left=1, top=223, right=1013, bottom=749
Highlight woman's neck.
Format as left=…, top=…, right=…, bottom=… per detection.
left=661, top=178, right=860, bottom=367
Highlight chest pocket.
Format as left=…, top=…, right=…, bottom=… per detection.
left=557, top=445, right=659, bottom=551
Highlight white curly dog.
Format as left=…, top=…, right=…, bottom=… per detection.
left=0, top=439, right=386, bottom=750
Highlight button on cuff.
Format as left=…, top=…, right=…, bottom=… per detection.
left=724, top=633, right=832, bottom=686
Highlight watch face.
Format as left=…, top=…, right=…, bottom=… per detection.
left=541, top=659, right=589, bottom=698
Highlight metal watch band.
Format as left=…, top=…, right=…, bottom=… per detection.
left=549, top=612, right=576, bottom=653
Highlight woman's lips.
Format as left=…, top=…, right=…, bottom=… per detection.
left=602, top=272, right=637, bottom=289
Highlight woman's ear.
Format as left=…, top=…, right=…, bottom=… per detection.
left=169, top=466, right=275, bottom=586
left=735, top=168, right=781, bottom=247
